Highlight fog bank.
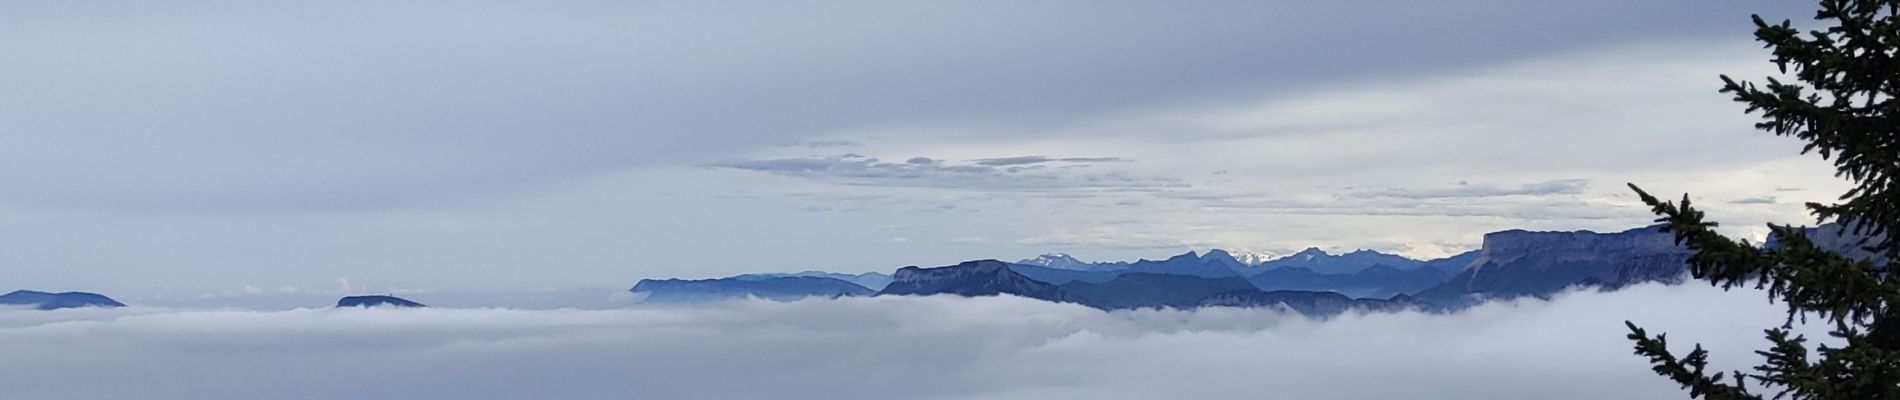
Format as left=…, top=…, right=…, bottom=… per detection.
left=0, top=283, right=1822, bottom=399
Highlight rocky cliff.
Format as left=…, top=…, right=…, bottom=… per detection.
left=878, top=260, right=1066, bottom=301
left=1415, top=225, right=1689, bottom=307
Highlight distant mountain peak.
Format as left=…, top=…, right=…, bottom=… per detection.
left=1256, top=247, right=1423, bottom=274
left=1164, top=251, right=1200, bottom=262
left=1020, top=253, right=1083, bottom=266
left=0, top=290, right=125, bottom=310
left=1293, top=247, right=1329, bottom=258
left=1231, top=250, right=1280, bottom=265
left=1017, top=253, right=1134, bottom=272
left=336, top=295, right=426, bottom=308
left=1111, top=250, right=1246, bottom=278
left=1200, top=249, right=1241, bottom=263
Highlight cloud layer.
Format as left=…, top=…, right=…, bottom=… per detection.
left=0, top=283, right=1826, bottom=399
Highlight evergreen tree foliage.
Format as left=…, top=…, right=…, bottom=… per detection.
left=1625, top=0, right=1899, bottom=398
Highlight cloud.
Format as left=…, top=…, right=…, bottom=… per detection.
left=1729, top=196, right=1778, bottom=205
left=1015, top=228, right=1197, bottom=250
left=1150, top=184, right=1621, bottom=222
left=972, top=156, right=1128, bottom=167
left=949, top=236, right=994, bottom=244
left=707, top=154, right=1177, bottom=192
left=787, top=139, right=864, bottom=149
left=1346, top=179, right=1591, bottom=199
left=0, top=1, right=1842, bottom=294
left=688, top=39, right=1847, bottom=262
left=0, top=283, right=1827, bottom=399
left=3, top=1, right=1805, bottom=217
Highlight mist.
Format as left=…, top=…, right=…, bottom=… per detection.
left=0, top=283, right=1825, bottom=399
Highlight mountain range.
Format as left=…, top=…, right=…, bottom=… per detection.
left=631, top=276, right=876, bottom=303
left=0, top=290, right=124, bottom=310
left=625, top=224, right=1717, bottom=314
left=20, top=224, right=1878, bottom=314
left=1255, top=247, right=1427, bottom=274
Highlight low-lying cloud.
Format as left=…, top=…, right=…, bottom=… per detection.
left=0, top=283, right=1825, bottom=400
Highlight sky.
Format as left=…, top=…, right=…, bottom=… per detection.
left=0, top=1, right=1849, bottom=299
left=0, top=284, right=1837, bottom=399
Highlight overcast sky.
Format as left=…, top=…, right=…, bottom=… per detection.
left=0, top=1, right=1845, bottom=298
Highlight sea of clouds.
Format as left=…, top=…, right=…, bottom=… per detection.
left=0, top=283, right=1826, bottom=399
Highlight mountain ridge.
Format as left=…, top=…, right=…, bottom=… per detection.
left=336, top=295, right=426, bottom=308
left=632, top=276, right=874, bottom=304
left=623, top=224, right=1786, bottom=313
left=0, top=290, right=126, bottom=310
left=1414, top=225, right=1690, bottom=307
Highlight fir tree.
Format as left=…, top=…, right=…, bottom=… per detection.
left=1625, top=0, right=1899, bottom=398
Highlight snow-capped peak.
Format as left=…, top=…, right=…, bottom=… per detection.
left=1019, top=253, right=1082, bottom=267
left=1229, top=250, right=1282, bottom=266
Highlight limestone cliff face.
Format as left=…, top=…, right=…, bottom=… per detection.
left=1467, top=226, right=1683, bottom=272
left=878, top=260, right=1066, bottom=301
left=1416, top=226, right=1690, bottom=307
left=1765, top=223, right=1891, bottom=264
